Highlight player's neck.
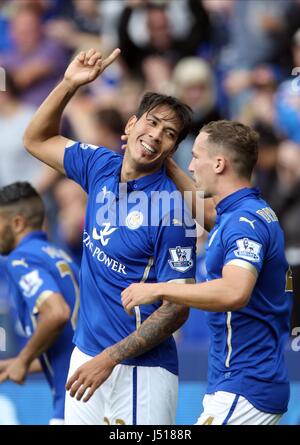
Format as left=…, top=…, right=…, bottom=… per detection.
left=15, top=228, right=40, bottom=248
left=213, top=178, right=252, bottom=206
left=120, top=153, right=162, bottom=182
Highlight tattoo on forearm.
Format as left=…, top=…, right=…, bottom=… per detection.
left=108, top=303, right=188, bottom=364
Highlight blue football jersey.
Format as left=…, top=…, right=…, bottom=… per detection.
left=64, top=142, right=196, bottom=375
left=6, top=231, right=79, bottom=420
left=205, top=187, right=293, bottom=413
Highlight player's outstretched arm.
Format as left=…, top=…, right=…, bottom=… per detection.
left=23, top=48, right=121, bottom=174
left=66, top=301, right=189, bottom=402
left=122, top=264, right=257, bottom=313
left=0, top=293, right=70, bottom=385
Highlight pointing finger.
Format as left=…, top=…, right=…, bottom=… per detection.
left=102, top=48, right=121, bottom=70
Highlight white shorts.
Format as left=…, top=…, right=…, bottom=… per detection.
left=49, top=418, right=65, bottom=425
left=64, top=347, right=178, bottom=425
left=196, top=391, right=282, bottom=425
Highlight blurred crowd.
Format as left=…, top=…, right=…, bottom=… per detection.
left=0, top=0, right=300, bottom=351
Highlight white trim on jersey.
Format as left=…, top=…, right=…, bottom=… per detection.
left=225, top=312, right=232, bottom=368
left=135, top=256, right=154, bottom=329
left=226, top=259, right=258, bottom=278
left=168, top=278, right=196, bottom=284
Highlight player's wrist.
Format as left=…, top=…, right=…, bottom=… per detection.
left=101, top=348, right=119, bottom=368
left=155, top=283, right=165, bottom=300
left=61, top=77, right=79, bottom=94
left=18, top=350, right=33, bottom=368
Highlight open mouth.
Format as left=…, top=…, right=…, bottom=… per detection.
left=140, top=140, right=157, bottom=155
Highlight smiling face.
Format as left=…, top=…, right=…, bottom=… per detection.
left=125, top=105, right=181, bottom=172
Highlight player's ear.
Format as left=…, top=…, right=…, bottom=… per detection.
left=215, top=156, right=226, bottom=174
left=125, top=115, right=138, bottom=135
left=11, top=214, right=27, bottom=235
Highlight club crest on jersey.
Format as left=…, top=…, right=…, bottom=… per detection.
left=168, top=246, right=193, bottom=273
left=19, top=270, right=43, bottom=298
left=125, top=211, right=144, bottom=230
left=234, top=238, right=262, bottom=262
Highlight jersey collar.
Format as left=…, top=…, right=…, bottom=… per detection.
left=17, top=230, right=48, bottom=248
left=216, top=187, right=261, bottom=216
left=113, top=166, right=166, bottom=197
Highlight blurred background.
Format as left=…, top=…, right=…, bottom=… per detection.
left=0, top=0, right=299, bottom=424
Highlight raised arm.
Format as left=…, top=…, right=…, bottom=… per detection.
left=66, top=300, right=189, bottom=402
left=165, top=158, right=216, bottom=231
left=23, top=48, right=121, bottom=174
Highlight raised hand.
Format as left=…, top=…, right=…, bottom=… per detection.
left=64, top=48, right=121, bottom=90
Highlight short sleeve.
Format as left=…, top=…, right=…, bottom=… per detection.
left=222, top=211, right=270, bottom=275
left=7, top=257, right=60, bottom=315
left=63, top=141, right=116, bottom=192
left=153, top=207, right=196, bottom=282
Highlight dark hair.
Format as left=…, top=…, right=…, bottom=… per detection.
left=0, top=182, right=44, bottom=228
left=136, top=92, right=192, bottom=146
left=202, top=120, right=259, bottom=179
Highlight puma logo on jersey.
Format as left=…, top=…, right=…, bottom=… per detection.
left=239, top=217, right=256, bottom=229
left=92, top=223, right=117, bottom=246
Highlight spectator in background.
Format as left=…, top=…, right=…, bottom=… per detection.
left=118, top=0, right=211, bottom=78
left=275, top=29, right=300, bottom=143
left=45, top=0, right=102, bottom=52
left=268, top=141, right=300, bottom=332
left=0, top=3, right=68, bottom=107
left=253, top=123, right=281, bottom=202
left=0, top=71, right=61, bottom=193
left=141, top=55, right=173, bottom=94
left=227, top=0, right=291, bottom=69
left=171, top=57, right=221, bottom=173
left=222, top=0, right=291, bottom=117
left=94, top=108, right=125, bottom=153
left=65, top=92, right=125, bottom=153
left=0, top=72, right=42, bottom=187
left=277, top=0, right=300, bottom=75
left=172, top=57, right=221, bottom=136
left=52, top=179, right=86, bottom=266
left=237, top=66, right=278, bottom=128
